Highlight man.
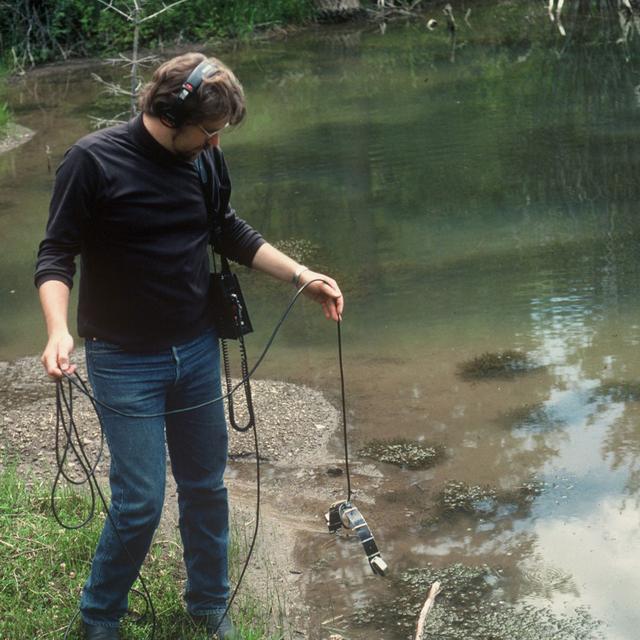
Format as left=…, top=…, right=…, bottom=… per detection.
left=35, top=52, right=343, bottom=640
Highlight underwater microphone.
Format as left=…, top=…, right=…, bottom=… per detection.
left=325, top=499, right=388, bottom=576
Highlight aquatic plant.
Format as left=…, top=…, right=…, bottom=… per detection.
left=273, top=238, right=320, bottom=264
left=438, top=480, right=499, bottom=514
left=358, top=438, right=445, bottom=469
left=457, top=350, right=539, bottom=381
left=498, top=402, right=565, bottom=432
left=592, top=381, right=640, bottom=403
left=352, top=562, right=604, bottom=639
left=436, top=479, right=546, bottom=519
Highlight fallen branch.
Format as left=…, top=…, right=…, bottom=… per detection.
left=364, top=0, right=424, bottom=19
left=414, top=581, right=441, bottom=640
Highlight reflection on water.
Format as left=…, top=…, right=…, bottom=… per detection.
left=3, top=1, right=640, bottom=638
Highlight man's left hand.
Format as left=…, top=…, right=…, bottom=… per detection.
left=297, top=270, right=344, bottom=322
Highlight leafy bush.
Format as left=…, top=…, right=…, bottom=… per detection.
left=0, top=0, right=316, bottom=68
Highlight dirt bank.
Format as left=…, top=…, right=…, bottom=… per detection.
left=0, top=351, right=382, bottom=639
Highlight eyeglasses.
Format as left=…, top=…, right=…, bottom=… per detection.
left=197, top=122, right=228, bottom=140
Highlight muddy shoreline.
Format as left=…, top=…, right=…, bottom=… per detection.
left=0, top=123, right=35, bottom=154
left=0, top=351, right=377, bottom=639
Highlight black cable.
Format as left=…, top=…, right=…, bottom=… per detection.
left=58, top=279, right=328, bottom=420
left=53, top=277, right=350, bottom=639
left=337, top=321, right=352, bottom=502
left=207, top=407, right=261, bottom=638
left=52, top=380, right=96, bottom=530
left=56, top=379, right=156, bottom=640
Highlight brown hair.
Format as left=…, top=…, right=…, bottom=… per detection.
left=138, top=52, right=246, bottom=126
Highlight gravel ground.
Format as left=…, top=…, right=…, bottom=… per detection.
left=0, top=350, right=338, bottom=470
left=0, top=350, right=347, bottom=639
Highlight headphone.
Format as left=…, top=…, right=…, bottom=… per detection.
left=158, top=60, right=219, bottom=128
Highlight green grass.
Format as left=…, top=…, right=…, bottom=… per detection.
left=0, top=467, right=284, bottom=639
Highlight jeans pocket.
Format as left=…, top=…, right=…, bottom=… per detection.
left=85, top=338, right=127, bottom=356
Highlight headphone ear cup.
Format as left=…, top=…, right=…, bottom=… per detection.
left=156, top=60, right=215, bottom=129
left=157, top=98, right=179, bottom=128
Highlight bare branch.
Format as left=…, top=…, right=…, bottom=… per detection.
left=97, top=0, right=134, bottom=22
left=140, top=0, right=188, bottom=23
left=89, top=112, right=129, bottom=130
left=91, top=73, right=134, bottom=97
left=105, top=53, right=159, bottom=68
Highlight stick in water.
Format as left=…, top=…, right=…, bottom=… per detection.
left=414, top=581, right=441, bottom=640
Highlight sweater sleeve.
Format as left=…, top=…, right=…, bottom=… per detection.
left=218, top=202, right=266, bottom=267
left=34, top=145, right=101, bottom=289
left=212, top=148, right=265, bottom=267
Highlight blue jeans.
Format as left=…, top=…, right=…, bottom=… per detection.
left=80, top=329, right=229, bottom=628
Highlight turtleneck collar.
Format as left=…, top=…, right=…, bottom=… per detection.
left=128, top=113, right=193, bottom=167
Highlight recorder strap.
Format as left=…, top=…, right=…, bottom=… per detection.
left=197, top=154, right=256, bottom=433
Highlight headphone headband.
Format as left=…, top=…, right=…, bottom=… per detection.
left=159, top=60, right=219, bottom=128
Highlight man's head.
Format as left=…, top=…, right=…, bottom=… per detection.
left=138, top=52, right=246, bottom=160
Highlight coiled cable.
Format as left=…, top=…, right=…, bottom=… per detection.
left=54, top=279, right=352, bottom=639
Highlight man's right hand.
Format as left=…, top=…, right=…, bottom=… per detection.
left=41, top=331, right=76, bottom=379
left=37, top=280, right=74, bottom=379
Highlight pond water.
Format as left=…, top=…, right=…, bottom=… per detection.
left=3, top=1, right=640, bottom=638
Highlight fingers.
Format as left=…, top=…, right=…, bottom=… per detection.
left=324, top=298, right=341, bottom=322
left=320, top=279, right=343, bottom=321
left=58, top=350, right=70, bottom=373
left=41, top=335, right=75, bottom=380
left=42, top=349, right=60, bottom=379
left=307, top=276, right=344, bottom=322
left=298, top=271, right=344, bottom=322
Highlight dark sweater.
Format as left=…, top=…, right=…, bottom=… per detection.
left=34, top=115, right=264, bottom=351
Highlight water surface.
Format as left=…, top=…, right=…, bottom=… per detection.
left=2, top=2, right=640, bottom=638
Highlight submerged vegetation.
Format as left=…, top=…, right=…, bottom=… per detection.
left=497, top=402, right=566, bottom=432
left=592, top=381, right=640, bottom=403
left=438, top=480, right=499, bottom=515
left=457, top=350, right=540, bottom=381
left=273, top=238, right=320, bottom=264
left=435, top=479, right=545, bottom=519
left=358, top=438, right=445, bottom=469
left=352, top=563, right=604, bottom=639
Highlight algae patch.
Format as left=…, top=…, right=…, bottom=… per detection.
left=358, top=438, right=445, bottom=470
left=435, top=479, right=545, bottom=519
left=351, top=563, right=604, bottom=639
left=458, top=350, right=541, bottom=381
left=592, top=381, right=640, bottom=403
left=497, top=402, right=566, bottom=432
left=439, top=480, right=499, bottom=514
left=273, top=238, right=320, bottom=264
